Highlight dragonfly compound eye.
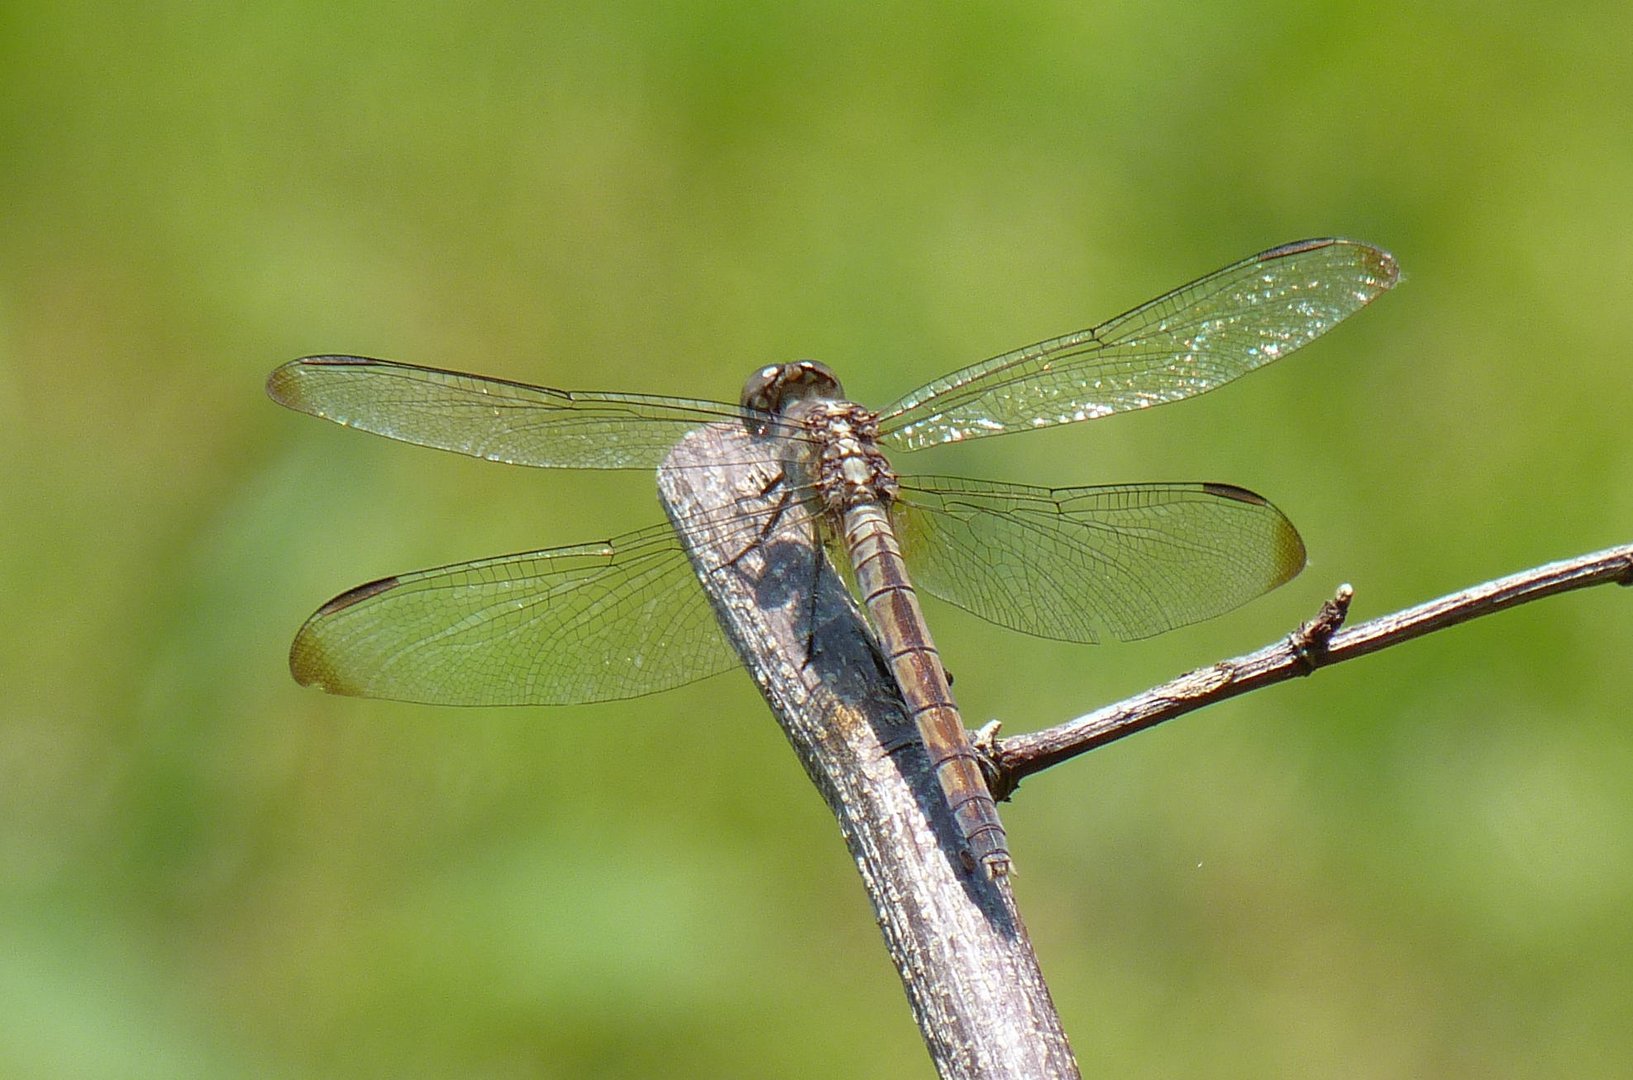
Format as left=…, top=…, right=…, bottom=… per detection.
left=739, top=361, right=846, bottom=430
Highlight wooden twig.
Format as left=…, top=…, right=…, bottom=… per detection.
left=659, top=423, right=1080, bottom=1080
left=988, top=543, right=1633, bottom=796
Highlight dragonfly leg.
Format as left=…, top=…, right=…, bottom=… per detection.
left=725, top=468, right=794, bottom=569
left=796, top=524, right=827, bottom=669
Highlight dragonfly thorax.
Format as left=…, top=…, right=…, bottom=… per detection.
left=788, top=398, right=900, bottom=519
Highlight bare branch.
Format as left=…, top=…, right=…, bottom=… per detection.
left=660, top=401, right=1629, bottom=1079
left=989, top=543, right=1633, bottom=796
left=659, top=423, right=1079, bottom=1080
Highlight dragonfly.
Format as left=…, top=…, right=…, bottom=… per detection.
left=268, top=237, right=1399, bottom=878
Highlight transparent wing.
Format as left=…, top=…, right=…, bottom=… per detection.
left=289, top=523, right=739, bottom=705
left=268, top=356, right=758, bottom=469
left=879, top=238, right=1399, bottom=451
left=893, top=476, right=1306, bottom=643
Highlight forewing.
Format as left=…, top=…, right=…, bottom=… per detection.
left=879, top=239, right=1398, bottom=451
left=289, top=524, right=738, bottom=704
left=268, top=356, right=748, bottom=469
left=894, top=476, right=1306, bottom=642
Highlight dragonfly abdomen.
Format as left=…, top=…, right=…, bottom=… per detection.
left=842, top=499, right=1011, bottom=879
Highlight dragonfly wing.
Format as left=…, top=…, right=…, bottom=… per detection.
left=289, top=524, right=739, bottom=705
left=878, top=239, right=1398, bottom=451
left=894, top=476, right=1306, bottom=643
left=268, top=356, right=748, bottom=469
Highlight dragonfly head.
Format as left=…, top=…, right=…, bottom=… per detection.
left=740, top=360, right=845, bottom=433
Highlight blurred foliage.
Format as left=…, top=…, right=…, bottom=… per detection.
left=3, top=1, right=1632, bottom=1076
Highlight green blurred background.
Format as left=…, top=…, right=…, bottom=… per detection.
left=4, top=2, right=1631, bottom=1077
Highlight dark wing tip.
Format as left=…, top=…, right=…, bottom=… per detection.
left=294, top=355, right=379, bottom=366
left=286, top=576, right=402, bottom=694
left=314, top=575, right=401, bottom=616
left=1200, top=482, right=1307, bottom=587
left=1258, top=237, right=1340, bottom=260
left=266, top=355, right=384, bottom=407
left=1258, top=237, right=1401, bottom=292
left=1200, top=482, right=1270, bottom=506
